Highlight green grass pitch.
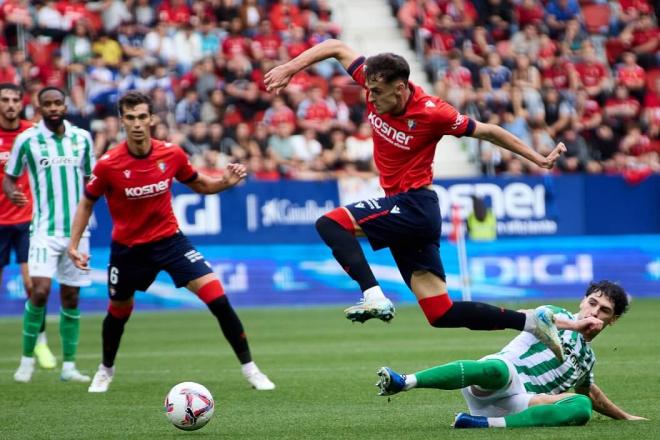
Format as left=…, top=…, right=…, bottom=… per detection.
left=1, top=299, right=659, bottom=439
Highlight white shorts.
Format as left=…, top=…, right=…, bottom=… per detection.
left=28, top=234, right=91, bottom=287
left=460, top=355, right=534, bottom=417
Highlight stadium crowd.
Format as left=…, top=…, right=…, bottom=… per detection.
left=393, top=0, right=660, bottom=177
left=0, top=0, right=658, bottom=179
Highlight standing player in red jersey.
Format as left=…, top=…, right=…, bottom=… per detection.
left=265, top=40, right=569, bottom=360
left=66, top=91, right=275, bottom=393
left=0, top=83, right=56, bottom=370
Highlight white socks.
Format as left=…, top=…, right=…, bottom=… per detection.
left=20, top=356, right=35, bottom=368
left=241, top=361, right=259, bottom=376
left=37, top=332, right=48, bottom=345
left=487, top=417, right=506, bottom=428
left=363, top=286, right=386, bottom=302
left=523, top=311, right=536, bottom=332
left=404, top=374, right=417, bottom=390
left=62, top=361, right=76, bottom=372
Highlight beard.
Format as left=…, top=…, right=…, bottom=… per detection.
left=43, top=115, right=64, bottom=130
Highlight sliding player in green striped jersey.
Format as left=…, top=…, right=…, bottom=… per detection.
left=3, top=87, right=95, bottom=383
left=376, top=281, right=648, bottom=428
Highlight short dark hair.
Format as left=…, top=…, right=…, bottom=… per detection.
left=364, top=53, right=410, bottom=84
left=585, top=280, right=629, bottom=317
left=37, top=86, right=65, bottom=104
left=118, top=91, right=153, bottom=116
left=0, top=82, right=23, bottom=98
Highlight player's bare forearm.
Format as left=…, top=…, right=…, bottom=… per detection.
left=69, top=197, right=95, bottom=250
left=2, top=174, right=28, bottom=206
left=186, top=163, right=247, bottom=195
left=471, top=121, right=566, bottom=169
left=555, top=316, right=603, bottom=337
left=580, top=384, right=647, bottom=420
left=265, top=39, right=358, bottom=93
left=68, top=197, right=95, bottom=270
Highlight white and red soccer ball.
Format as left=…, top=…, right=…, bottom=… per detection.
left=164, top=382, right=215, bottom=431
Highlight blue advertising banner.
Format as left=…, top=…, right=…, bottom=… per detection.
left=87, top=175, right=659, bottom=247
left=89, top=180, right=339, bottom=247
left=1, top=235, right=658, bottom=316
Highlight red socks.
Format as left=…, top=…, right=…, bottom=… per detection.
left=418, top=294, right=453, bottom=325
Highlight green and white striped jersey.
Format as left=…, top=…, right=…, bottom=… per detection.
left=4, top=120, right=95, bottom=237
left=499, top=305, right=596, bottom=395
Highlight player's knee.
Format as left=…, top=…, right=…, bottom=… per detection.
left=316, top=209, right=355, bottom=238
left=108, top=301, right=133, bottom=320
left=196, top=279, right=225, bottom=305
left=479, top=359, right=510, bottom=389
left=570, top=395, right=593, bottom=425
left=29, top=290, right=49, bottom=307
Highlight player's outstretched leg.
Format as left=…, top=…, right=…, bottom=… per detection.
left=199, top=279, right=275, bottom=390
left=376, top=359, right=509, bottom=396
left=316, top=212, right=395, bottom=323
left=454, top=394, right=592, bottom=429
left=418, top=294, right=563, bottom=361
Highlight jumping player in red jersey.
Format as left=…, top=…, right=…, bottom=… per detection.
left=265, top=40, right=569, bottom=360
left=0, top=83, right=57, bottom=370
left=66, top=91, right=275, bottom=393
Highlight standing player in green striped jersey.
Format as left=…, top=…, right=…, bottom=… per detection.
left=3, top=87, right=95, bottom=383
left=376, top=281, right=648, bottom=428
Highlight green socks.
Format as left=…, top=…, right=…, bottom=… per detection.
left=22, top=302, right=46, bottom=357
left=414, top=359, right=510, bottom=390
left=500, top=394, right=592, bottom=428
left=60, top=307, right=81, bottom=362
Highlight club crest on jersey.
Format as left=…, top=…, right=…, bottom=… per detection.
left=123, top=170, right=131, bottom=179
left=407, top=119, right=416, bottom=130
left=158, top=161, right=166, bottom=172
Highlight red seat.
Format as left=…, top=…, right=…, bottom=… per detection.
left=582, top=4, right=611, bottom=34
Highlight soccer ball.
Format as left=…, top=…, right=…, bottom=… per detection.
left=164, top=382, right=215, bottom=431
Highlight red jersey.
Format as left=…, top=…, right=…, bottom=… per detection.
left=0, top=120, right=32, bottom=224
left=575, top=61, right=607, bottom=88
left=85, top=140, right=198, bottom=246
left=348, top=56, right=473, bottom=195
left=617, top=64, right=645, bottom=87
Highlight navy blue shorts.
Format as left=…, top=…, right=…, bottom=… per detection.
left=108, top=232, right=213, bottom=300
left=345, top=188, right=446, bottom=286
left=0, top=222, right=30, bottom=267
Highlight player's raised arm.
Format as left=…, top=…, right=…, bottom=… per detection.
left=576, top=384, right=648, bottom=421
left=185, top=163, right=247, bottom=195
left=470, top=120, right=567, bottom=170
left=264, top=39, right=359, bottom=94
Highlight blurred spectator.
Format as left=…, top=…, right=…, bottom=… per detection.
left=92, top=32, right=122, bottom=67
left=543, top=87, right=574, bottom=138
left=61, top=20, right=93, bottom=70
left=99, top=0, right=132, bottom=34
left=175, top=88, right=202, bottom=126
left=545, top=0, right=580, bottom=39
left=436, top=50, right=473, bottom=110
left=574, top=44, right=610, bottom=104
left=604, top=84, right=641, bottom=134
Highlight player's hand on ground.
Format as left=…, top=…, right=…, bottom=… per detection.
left=224, top=163, right=247, bottom=187
left=539, top=142, right=567, bottom=169
left=8, top=183, right=28, bottom=206
left=68, top=246, right=90, bottom=271
left=625, top=414, right=649, bottom=421
left=264, top=65, right=293, bottom=94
